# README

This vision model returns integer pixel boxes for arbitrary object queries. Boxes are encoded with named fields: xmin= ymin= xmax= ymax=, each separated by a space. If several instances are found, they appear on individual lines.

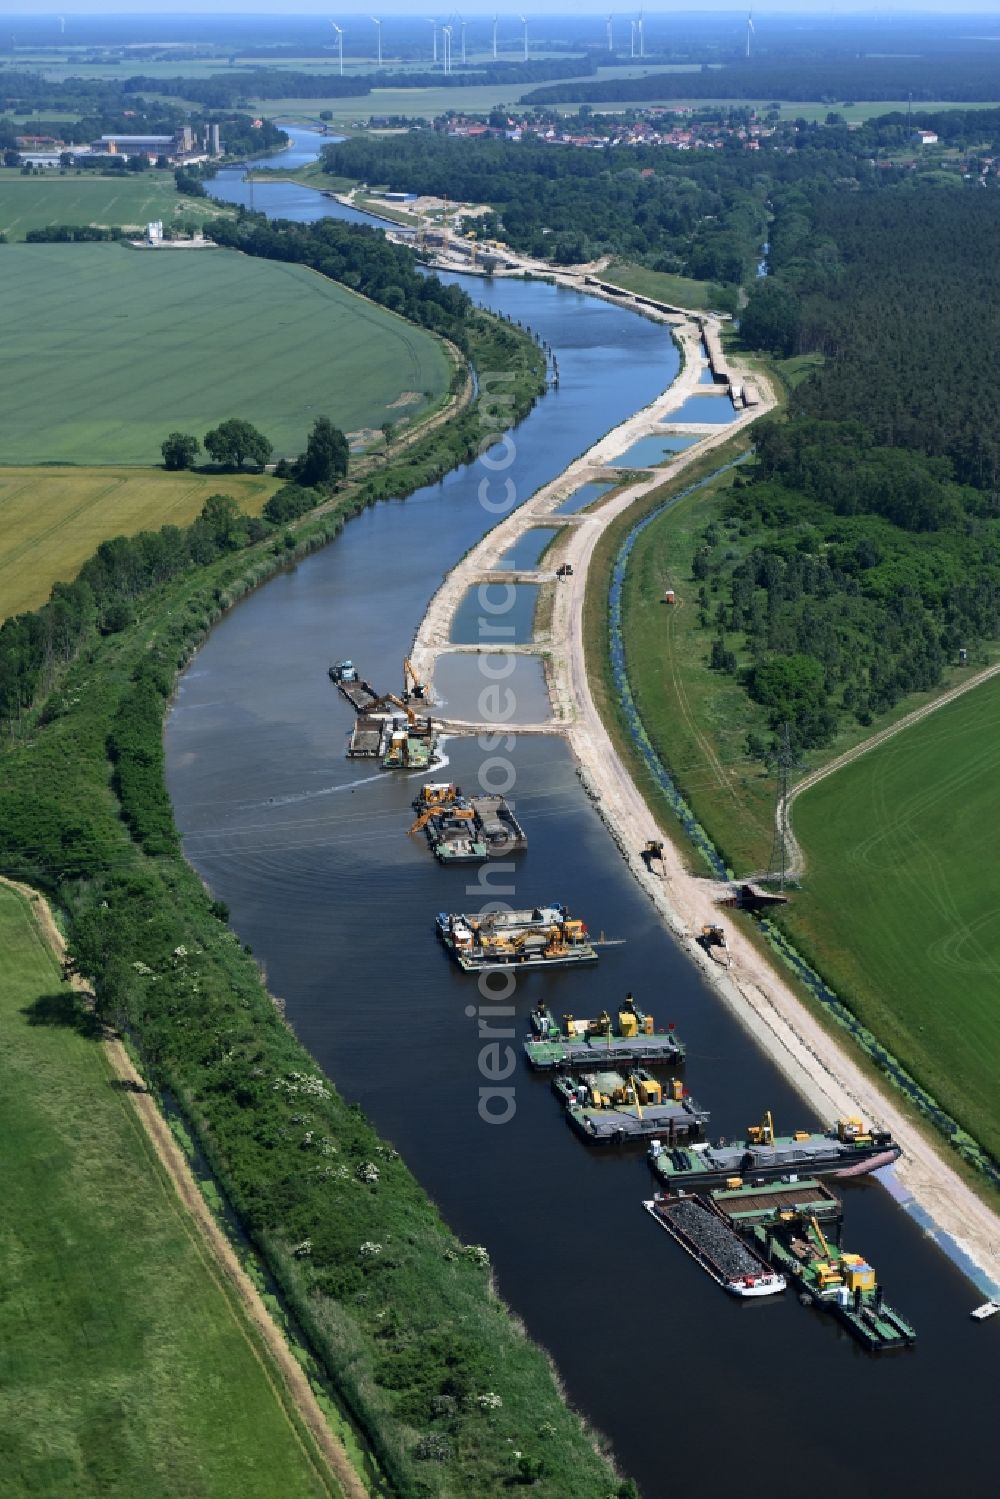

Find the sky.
xmin=8 ymin=4 xmax=1000 ymax=16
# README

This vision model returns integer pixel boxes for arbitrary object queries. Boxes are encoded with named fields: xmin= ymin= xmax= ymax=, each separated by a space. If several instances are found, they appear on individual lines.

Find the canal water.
xmin=166 ymin=128 xmax=992 ymax=1498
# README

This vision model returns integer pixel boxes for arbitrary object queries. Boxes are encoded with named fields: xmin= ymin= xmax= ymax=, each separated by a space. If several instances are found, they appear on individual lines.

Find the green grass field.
xmin=0 ymin=171 xmax=222 ymax=239
xmin=0 ymin=467 xmax=278 ymax=619
xmin=0 ymin=882 xmax=338 ymax=1499
xmin=602 ymin=260 xmax=720 ymax=312
xmin=0 ymin=243 xmax=451 ymax=466
xmin=788 ymin=677 xmax=1000 ymax=1161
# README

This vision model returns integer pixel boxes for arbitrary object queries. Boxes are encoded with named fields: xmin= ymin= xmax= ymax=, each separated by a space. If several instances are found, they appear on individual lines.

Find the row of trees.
xmin=162 ymin=416 xmax=350 ymax=485
xmin=162 ymin=422 xmax=271 ymax=474
xmin=0 ymin=493 xmax=275 ymax=733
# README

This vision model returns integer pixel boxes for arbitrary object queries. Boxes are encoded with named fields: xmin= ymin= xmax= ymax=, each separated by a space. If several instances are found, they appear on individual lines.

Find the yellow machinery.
xmin=639 ymin=1076 xmax=664 ymax=1106
xmin=837 ymin=1116 xmax=872 ymax=1144
xmin=814 ymin=1261 xmax=844 ymax=1291
xmin=810 ymin=1215 xmax=831 ymax=1258
xmin=403 ymin=657 xmax=426 ymax=701
xmin=619 ymin=1006 xmax=639 ymax=1039
xmin=410 ymin=802 xmax=474 ymax=835
xmin=747 ymin=1110 xmax=775 ymax=1146
xmin=840 ymin=1253 xmax=877 ymax=1294
xmin=366 ymin=691 xmax=425 ymax=725
xmin=415 ymin=782 xmax=457 ymax=809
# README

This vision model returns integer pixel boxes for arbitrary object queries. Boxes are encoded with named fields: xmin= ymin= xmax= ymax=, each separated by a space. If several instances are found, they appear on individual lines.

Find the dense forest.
xmin=323 ymin=132 xmax=784 ymax=277
xmin=688 ymin=468 xmax=999 ymax=752
xmin=525 ymin=54 xmax=1000 ymax=106
xmin=703 ymin=183 xmax=1000 ymax=752
xmin=0 ymin=55 xmax=597 ymax=113
xmin=743 ymin=190 xmax=1000 ymax=490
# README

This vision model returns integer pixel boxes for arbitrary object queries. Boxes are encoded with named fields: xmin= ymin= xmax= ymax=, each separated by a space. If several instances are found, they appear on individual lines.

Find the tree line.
xmin=524 ymin=53 xmax=1000 ymax=106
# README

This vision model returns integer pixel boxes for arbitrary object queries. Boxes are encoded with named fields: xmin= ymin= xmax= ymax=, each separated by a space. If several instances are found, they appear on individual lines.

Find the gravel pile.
xmin=664 ymin=1199 xmax=764 ymax=1279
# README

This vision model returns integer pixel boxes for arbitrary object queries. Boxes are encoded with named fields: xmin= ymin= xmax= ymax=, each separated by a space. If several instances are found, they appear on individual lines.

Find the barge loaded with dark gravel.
xmin=644 ymin=1192 xmax=786 ymax=1298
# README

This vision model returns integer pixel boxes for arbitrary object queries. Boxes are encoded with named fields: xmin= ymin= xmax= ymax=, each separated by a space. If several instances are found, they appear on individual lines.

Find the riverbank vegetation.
xmin=0 ymin=300 xmax=632 ymax=1494
xmin=0 ymin=881 xmax=341 ymax=1499
xmin=0 ymin=242 xmax=451 ymax=465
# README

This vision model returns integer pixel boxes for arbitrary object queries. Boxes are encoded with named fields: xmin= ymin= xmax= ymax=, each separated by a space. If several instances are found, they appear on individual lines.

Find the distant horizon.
xmin=8 ymin=5 xmax=1000 ymax=18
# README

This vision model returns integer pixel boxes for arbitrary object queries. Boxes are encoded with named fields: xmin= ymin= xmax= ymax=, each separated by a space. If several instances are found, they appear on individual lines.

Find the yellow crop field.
xmin=0 ymin=466 xmax=278 ymax=619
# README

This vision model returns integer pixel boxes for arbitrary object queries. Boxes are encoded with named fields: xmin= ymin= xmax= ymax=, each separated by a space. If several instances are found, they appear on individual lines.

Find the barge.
xmin=648 ymin=1110 xmax=900 ymax=1190
xmin=643 ymin=1192 xmax=785 ymax=1299
xmin=710 ymin=1176 xmax=842 ymax=1231
xmin=524 ymin=995 xmax=685 ymax=1071
xmin=555 ymin=1069 xmax=708 ymax=1146
xmin=748 ymin=1208 xmax=916 ymax=1351
xmin=410 ymin=784 xmax=521 ymax=863
xmin=348 ymin=715 xmax=386 ymax=758
xmin=436 ymin=904 xmax=598 ymax=972
xmin=346 ymin=711 xmax=437 ymax=767
xmin=469 ymin=795 xmax=527 ymax=854
xmin=329 ymin=661 xmax=380 ymax=713
xmin=383 ymin=724 xmax=434 ymax=770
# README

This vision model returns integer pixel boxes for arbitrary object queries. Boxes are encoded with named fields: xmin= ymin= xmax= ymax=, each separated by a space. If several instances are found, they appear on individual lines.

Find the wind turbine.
xmin=629 ymin=18 xmax=635 ymax=58
xmin=638 ymin=7 xmax=645 ymax=60
xmin=460 ymin=16 xmax=467 ymax=66
xmin=59 ymin=16 xmax=66 ymax=35
xmin=520 ymin=14 xmax=528 ymax=62
xmin=371 ymin=15 xmax=382 ymax=67
xmin=429 ymin=17 xmax=437 ymax=65
xmin=331 ymin=21 xmax=344 ymax=76
xmin=442 ymin=23 xmax=452 ymax=75
xmin=606 ymin=14 xmax=614 ymax=54
xmin=746 ymin=10 xmax=754 ymax=60
xmin=492 ymin=14 xmax=498 ymax=61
